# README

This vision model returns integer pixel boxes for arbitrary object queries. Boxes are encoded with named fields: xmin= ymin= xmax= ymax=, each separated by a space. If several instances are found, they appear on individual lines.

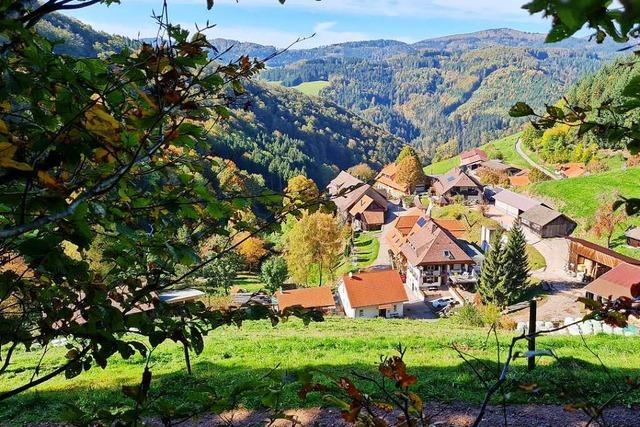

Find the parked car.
xmin=431 ymin=297 xmax=455 ymax=310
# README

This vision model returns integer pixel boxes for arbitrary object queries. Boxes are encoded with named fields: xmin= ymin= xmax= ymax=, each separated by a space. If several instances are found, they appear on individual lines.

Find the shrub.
xmin=451 ymin=303 xmax=502 ymax=327
xmin=498 ymin=315 xmax=518 ymax=331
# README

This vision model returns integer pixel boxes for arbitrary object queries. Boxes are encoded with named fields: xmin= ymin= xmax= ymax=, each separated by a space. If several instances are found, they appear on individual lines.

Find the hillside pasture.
xmin=2 ymin=318 xmax=640 ymax=424
xmin=290 ymin=80 xmax=330 ymax=96
xmin=530 ymin=167 xmax=640 ymax=258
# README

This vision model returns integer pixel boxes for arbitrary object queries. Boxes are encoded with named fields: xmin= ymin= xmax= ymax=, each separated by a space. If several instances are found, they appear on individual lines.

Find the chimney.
xmin=349 ymin=271 xmax=353 ymax=278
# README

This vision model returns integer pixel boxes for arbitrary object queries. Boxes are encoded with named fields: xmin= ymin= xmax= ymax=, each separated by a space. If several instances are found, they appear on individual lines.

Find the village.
xmin=247 ymin=147 xmax=640 ymax=336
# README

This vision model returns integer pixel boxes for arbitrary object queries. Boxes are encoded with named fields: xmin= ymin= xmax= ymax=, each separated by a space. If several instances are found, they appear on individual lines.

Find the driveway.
xmin=371 ymin=201 xmax=405 ymax=268
xmin=515 ymin=138 xmax=559 ymax=180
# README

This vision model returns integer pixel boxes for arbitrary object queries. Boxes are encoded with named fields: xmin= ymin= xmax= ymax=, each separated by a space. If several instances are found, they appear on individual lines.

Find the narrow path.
xmin=514 ymin=138 xmax=559 ymax=180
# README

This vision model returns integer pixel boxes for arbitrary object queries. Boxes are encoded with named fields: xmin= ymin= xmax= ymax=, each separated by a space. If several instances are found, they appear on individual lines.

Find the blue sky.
xmin=66 ymin=0 xmax=555 ymax=48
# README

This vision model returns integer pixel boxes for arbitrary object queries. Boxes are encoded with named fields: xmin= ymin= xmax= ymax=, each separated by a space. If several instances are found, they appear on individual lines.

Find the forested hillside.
xmin=209 ymin=82 xmax=405 ymax=189
xmin=255 ymin=29 xmax=616 ymax=157
xmin=37 ymin=12 xmax=134 ymax=57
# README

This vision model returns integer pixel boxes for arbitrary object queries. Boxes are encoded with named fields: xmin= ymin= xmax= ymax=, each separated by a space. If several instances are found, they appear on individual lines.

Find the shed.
xmin=568 ymin=237 xmax=640 ymax=281
xmin=625 ymin=227 xmax=640 ymax=248
xmin=519 ymin=205 xmax=576 ymax=238
xmin=493 ymin=189 xmax=541 ymax=218
xmin=583 ymin=263 xmax=640 ymax=302
xmin=275 ymin=286 xmax=336 ymax=313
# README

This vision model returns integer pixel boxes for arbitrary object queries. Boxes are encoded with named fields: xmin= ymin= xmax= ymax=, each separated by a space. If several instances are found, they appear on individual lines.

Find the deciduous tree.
xmin=236 ymin=233 xmax=268 ymax=270
xmin=260 ymin=256 xmax=288 ymax=293
xmin=396 ymin=155 xmax=426 ymax=192
xmin=284 ymin=174 xmax=320 ymax=213
xmin=284 ymin=211 xmax=343 ymax=285
xmin=592 ymin=196 xmax=627 ymax=248
xmin=347 ymin=163 xmax=376 ymax=182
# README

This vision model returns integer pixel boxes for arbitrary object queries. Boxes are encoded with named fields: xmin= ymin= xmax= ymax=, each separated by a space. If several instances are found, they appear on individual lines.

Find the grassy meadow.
xmin=290 ymin=80 xmax=330 ymax=96
xmin=2 ymin=318 xmax=640 ymax=424
xmin=530 ymin=167 xmax=640 ymax=258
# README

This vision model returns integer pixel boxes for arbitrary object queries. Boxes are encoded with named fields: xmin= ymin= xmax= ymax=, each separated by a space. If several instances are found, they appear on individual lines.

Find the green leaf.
xmin=509 ymin=102 xmax=534 ymax=118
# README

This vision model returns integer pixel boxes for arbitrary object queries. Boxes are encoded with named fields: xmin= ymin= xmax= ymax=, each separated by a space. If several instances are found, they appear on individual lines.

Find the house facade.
xmin=399 ymin=217 xmax=476 ymax=300
xmin=327 ymin=171 xmax=388 ymax=229
xmin=568 ymin=237 xmax=640 ymax=282
xmin=338 ymin=270 xmax=408 ymax=318
xmin=431 ymin=167 xmax=483 ymax=205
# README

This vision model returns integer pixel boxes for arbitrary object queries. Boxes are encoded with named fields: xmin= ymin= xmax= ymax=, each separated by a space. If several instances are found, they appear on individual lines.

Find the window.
xmin=444 ymin=250 xmax=452 ymax=258
xmin=358 ymin=309 xmax=364 ymax=317
xmin=393 ymin=305 xmax=397 ymax=311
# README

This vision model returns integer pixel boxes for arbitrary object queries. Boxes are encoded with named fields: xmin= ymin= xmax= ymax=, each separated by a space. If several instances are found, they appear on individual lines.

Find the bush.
xmin=451 ymin=303 xmax=502 ymax=327
xmin=498 ymin=315 xmax=518 ymax=331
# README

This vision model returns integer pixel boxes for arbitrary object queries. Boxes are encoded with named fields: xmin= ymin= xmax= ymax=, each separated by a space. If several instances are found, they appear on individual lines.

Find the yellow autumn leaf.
xmin=0 ymin=119 xmax=8 ymax=134
xmin=37 ymin=170 xmax=63 ymax=191
xmin=0 ymin=141 xmax=32 ymax=171
xmin=85 ymin=105 xmax=120 ymax=142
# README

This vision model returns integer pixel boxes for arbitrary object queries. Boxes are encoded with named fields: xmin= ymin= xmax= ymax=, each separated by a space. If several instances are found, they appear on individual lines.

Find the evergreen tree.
xmin=500 ymin=224 xmax=531 ymax=305
xmin=396 ymin=145 xmax=418 ymax=163
xmin=477 ymin=231 xmax=505 ymax=305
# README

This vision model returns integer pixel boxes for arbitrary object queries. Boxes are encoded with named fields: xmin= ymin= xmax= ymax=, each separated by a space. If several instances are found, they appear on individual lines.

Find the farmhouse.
xmin=275 ymin=286 xmax=336 ymax=313
xmin=400 ymin=217 xmax=475 ymax=299
xmin=518 ymin=204 xmax=576 ymax=238
xmin=374 ymin=162 xmax=426 ymax=198
xmin=337 ymin=270 xmax=408 ymax=318
xmin=583 ymin=263 xmax=640 ymax=303
xmin=479 ymin=160 xmax=522 ymax=176
xmin=625 ymin=227 xmax=640 ymax=248
xmin=459 ymin=148 xmax=488 ymax=169
xmin=568 ymin=237 xmax=640 ymax=281
xmin=493 ymin=189 xmax=542 ymax=218
xmin=432 ymin=218 xmax=466 ymax=238
xmin=327 ymin=171 xmax=388 ymax=230
xmin=431 ymin=167 xmax=483 ymax=204
xmin=385 ymin=207 xmax=423 ymax=256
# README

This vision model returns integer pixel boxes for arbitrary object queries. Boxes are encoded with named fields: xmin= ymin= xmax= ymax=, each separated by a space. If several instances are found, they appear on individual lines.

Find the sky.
xmin=65 ymin=0 xmax=556 ymax=48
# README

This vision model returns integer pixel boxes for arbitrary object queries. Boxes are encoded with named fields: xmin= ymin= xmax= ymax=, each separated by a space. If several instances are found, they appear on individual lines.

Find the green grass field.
xmin=290 ymin=80 xmax=330 ymax=96
xmin=2 ymin=318 xmax=639 ymax=424
xmin=530 ymin=167 xmax=640 ymax=258
xmin=336 ymin=231 xmax=380 ymax=275
xmin=526 ymin=244 xmax=546 ymax=270
xmin=232 ymin=272 xmax=265 ymax=293
xmin=423 ymin=155 xmax=460 ymax=175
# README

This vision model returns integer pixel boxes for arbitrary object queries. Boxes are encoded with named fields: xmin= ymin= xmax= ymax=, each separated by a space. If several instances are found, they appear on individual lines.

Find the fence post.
xmin=528 ymin=299 xmax=537 ymax=371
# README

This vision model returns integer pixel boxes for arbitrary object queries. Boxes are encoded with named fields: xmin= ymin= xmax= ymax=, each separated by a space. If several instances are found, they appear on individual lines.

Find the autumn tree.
xmin=260 ymin=256 xmax=289 ymax=293
xmin=284 ymin=211 xmax=343 ymax=285
xmin=396 ymin=154 xmax=426 ymax=193
xmin=396 ymin=145 xmax=418 ymax=163
xmin=284 ymin=174 xmax=320 ymax=213
xmin=347 ymin=163 xmax=376 ymax=182
xmin=592 ymin=196 xmax=627 ymax=247
xmin=235 ymin=233 xmax=268 ymax=270
xmin=528 ymin=168 xmax=550 ymax=183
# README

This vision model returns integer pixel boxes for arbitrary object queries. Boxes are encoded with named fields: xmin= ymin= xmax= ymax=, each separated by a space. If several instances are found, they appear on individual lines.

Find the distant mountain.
xmin=252 ymin=29 xmax=620 ymax=157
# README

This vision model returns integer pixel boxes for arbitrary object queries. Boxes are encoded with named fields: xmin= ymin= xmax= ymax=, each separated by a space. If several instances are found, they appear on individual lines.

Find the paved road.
xmin=370 ymin=202 xmax=405 ymax=268
xmin=514 ymin=138 xmax=559 ymax=180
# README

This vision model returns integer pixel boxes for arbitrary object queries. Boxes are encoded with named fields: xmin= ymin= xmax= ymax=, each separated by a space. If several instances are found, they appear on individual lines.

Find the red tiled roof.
xmin=341 ymin=270 xmax=408 ymax=308
xmin=509 ymin=170 xmax=531 ymax=187
xmin=276 ymin=286 xmax=336 ymax=311
xmin=432 ymin=218 xmax=466 ymax=238
xmin=362 ymin=210 xmax=385 ymax=225
xmin=460 ymin=148 xmax=488 ymax=166
xmin=401 ymin=218 xmax=473 ymax=266
xmin=557 ymin=162 xmax=586 ymax=178
xmin=583 ymin=263 xmax=640 ymax=300
xmin=384 ymin=208 xmax=423 ymax=255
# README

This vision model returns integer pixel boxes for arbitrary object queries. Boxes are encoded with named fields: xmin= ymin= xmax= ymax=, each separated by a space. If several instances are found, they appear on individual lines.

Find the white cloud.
xmin=200 ymin=21 xmax=371 ymax=48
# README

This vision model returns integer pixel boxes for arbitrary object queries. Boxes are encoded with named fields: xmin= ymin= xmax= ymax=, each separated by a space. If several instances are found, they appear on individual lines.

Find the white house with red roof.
xmin=337 ymin=270 xmax=409 ymax=318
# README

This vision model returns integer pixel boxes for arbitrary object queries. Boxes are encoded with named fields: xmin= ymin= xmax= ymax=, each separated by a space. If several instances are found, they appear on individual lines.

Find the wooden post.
xmin=528 ymin=299 xmax=537 ymax=371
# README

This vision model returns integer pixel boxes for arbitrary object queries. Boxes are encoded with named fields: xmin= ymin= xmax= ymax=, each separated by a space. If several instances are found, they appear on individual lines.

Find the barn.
xmin=519 ymin=205 xmax=576 ymax=238
xmin=493 ymin=189 xmax=541 ymax=218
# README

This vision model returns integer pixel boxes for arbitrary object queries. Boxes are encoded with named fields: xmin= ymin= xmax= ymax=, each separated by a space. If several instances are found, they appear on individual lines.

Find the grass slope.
xmin=530 ymin=168 xmax=640 ymax=258
xmin=290 ymin=80 xmax=330 ymax=96
xmin=2 ymin=319 xmax=640 ymax=424
xmin=424 ymin=132 xmax=525 ymax=175
xmin=336 ymin=231 xmax=380 ymax=276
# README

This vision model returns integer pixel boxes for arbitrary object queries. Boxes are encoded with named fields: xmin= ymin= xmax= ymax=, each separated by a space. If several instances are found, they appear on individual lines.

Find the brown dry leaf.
xmin=0 ymin=142 xmax=32 ymax=171
xmin=37 ymin=170 xmax=63 ymax=191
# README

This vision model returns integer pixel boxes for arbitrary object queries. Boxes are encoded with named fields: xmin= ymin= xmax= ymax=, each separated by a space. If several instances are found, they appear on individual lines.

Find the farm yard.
xmin=2 ymin=318 xmax=640 ymax=424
